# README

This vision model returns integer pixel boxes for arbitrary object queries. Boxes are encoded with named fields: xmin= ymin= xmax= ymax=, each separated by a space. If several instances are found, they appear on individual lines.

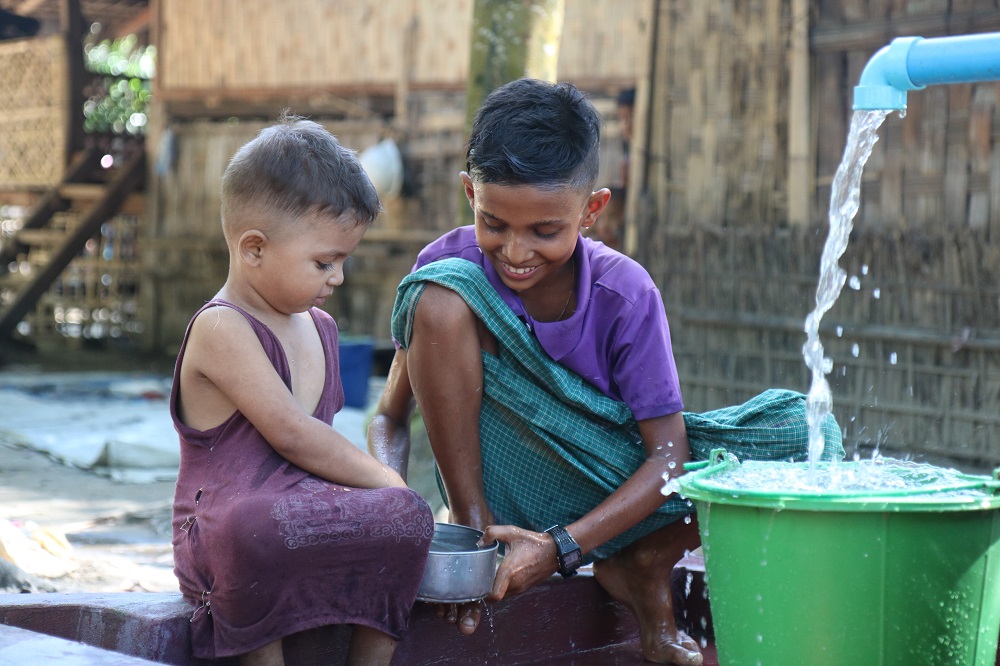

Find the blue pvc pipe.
xmin=853 ymin=32 xmax=1000 ymax=110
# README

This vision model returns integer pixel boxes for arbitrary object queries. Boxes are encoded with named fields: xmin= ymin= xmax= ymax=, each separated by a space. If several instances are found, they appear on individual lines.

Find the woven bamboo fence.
xmin=632 ymin=0 xmax=1000 ymax=468
xmin=0 ymin=35 xmax=67 ymax=188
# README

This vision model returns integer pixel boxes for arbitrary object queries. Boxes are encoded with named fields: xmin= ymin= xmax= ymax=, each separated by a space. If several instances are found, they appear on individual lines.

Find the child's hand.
xmin=481 ymin=525 xmax=558 ymax=601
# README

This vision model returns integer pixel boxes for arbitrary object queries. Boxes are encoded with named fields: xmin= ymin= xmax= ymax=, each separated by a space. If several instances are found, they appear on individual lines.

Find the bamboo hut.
xmin=0 ymin=0 xmax=149 ymax=348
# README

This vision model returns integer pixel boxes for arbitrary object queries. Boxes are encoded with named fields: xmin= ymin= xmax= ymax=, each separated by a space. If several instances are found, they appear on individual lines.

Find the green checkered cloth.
xmin=392 ymin=258 xmax=844 ymax=559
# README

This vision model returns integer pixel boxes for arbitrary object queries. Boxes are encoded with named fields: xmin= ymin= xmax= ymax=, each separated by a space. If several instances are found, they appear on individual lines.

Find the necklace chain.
xmin=556 ymin=261 xmax=575 ymax=321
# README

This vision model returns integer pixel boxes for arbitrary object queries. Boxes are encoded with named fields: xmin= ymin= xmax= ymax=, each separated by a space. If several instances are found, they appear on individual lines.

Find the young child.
xmin=171 ymin=116 xmax=434 ymax=666
xmin=368 ymin=79 xmax=842 ymax=665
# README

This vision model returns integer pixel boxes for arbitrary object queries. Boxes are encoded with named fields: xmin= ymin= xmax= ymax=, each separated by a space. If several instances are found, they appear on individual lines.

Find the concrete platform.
xmin=0 ymin=623 xmax=162 ymax=665
xmin=0 ymin=563 xmax=716 ymax=666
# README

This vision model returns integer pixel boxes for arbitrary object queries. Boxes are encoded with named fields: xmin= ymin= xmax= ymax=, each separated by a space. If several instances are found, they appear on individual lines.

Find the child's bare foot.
xmin=592 ymin=520 xmax=702 ymax=665
xmin=435 ymin=600 xmax=483 ymax=634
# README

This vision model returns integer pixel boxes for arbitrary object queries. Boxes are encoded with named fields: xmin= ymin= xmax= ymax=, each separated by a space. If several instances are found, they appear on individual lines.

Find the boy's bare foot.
xmin=592 ymin=520 xmax=702 ymax=665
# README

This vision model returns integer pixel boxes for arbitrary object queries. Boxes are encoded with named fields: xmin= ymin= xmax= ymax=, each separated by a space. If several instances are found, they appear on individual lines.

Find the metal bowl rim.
xmin=429 ymin=522 xmax=499 ymax=555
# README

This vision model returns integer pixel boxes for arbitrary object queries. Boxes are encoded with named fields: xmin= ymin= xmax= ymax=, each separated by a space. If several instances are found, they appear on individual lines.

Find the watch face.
xmin=564 ymin=548 xmax=582 ymax=570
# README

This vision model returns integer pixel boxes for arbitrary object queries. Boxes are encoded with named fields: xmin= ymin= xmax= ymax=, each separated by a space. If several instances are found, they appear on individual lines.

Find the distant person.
xmin=617 ymin=86 xmax=635 ymax=188
xmin=368 ymin=79 xmax=843 ymax=665
xmin=170 ymin=115 xmax=433 ymax=666
xmin=0 ymin=8 xmax=40 ymax=40
xmin=587 ymin=86 xmax=634 ymax=250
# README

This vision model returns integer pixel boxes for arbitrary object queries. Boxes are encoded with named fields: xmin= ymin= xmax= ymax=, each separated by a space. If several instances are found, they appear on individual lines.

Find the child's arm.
xmin=367 ymin=349 xmax=416 ymax=479
xmin=180 ymin=305 xmax=406 ymax=489
xmin=486 ymin=411 xmax=691 ymax=598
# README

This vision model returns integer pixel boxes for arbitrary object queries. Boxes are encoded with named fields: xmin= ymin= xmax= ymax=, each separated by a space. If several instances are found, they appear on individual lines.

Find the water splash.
xmin=708 ymin=458 xmax=993 ymax=497
xmin=803 ymin=110 xmax=891 ymax=477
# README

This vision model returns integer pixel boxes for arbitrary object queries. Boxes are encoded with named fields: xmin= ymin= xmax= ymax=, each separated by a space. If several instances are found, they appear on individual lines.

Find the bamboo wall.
xmin=156 ymin=0 xmax=648 ymax=94
xmin=812 ymin=1 xmax=1000 ymax=234
xmin=0 ymin=35 xmax=66 ymax=188
xmin=634 ymin=0 xmax=1000 ymax=468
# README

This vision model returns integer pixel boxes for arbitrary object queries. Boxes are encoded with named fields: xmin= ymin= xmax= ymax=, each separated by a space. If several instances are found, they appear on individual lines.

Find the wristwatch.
xmin=544 ymin=524 xmax=583 ymax=578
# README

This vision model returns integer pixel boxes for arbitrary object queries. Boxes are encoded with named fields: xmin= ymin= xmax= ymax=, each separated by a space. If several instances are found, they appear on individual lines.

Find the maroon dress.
xmin=171 ymin=300 xmax=433 ymax=659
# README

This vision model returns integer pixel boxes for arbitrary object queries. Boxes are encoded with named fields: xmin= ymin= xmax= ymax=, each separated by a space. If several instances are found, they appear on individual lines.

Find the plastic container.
xmin=677 ymin=449 xmax=1000 ymax=666
xmin=338 ymin=336 xmax=374 ymax=409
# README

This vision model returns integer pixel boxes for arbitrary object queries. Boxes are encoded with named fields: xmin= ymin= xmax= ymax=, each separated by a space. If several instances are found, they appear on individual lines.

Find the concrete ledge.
xmin=0 ymin=568 xmax=716 ymax=665
xmin=0 ymin=593 xmax=206 ymax=665
xmin=0 ymin=623 xmax=162 ymax=665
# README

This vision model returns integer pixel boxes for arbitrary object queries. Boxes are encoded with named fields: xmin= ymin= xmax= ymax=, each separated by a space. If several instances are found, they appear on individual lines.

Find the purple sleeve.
xmin=611 ymin=287 xmax=684 ymax=420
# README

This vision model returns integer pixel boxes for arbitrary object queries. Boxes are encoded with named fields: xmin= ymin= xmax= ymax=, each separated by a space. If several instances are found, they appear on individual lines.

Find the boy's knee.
xmin=413 ymin=284 xmax=476 ymax=335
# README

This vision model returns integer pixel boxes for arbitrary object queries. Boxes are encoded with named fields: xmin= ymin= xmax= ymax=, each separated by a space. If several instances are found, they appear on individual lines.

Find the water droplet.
xmin=861 ymin=264 xmax=869 ymax=275
xmin=668 ymin=461 xmax=676 ymax=469
xmin=756 ymin=634 xmax=764 ymax=643
xmin=836 ymin=326 xmax=843 ymax=337
xmin=851 ymin=343 xmax=860 ymax=357
xmin=889 ymin=352 xmax=897 ymax=365
xmin=849 ymin=275 xmax=861 ymax=290
xmin=873 ymin=288 xmax=881 ymax=299
xmin=683 ymin=515 xmax=692 ymax=524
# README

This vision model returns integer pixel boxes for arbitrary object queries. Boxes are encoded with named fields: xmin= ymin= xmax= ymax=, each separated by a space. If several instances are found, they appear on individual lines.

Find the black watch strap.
xmin=544 ymin=524 xmax=583 ymax=578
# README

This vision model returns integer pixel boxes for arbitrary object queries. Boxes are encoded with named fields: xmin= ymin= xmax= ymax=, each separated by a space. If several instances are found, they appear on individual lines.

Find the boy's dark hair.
xmin=221 ymin=114 xmax=381 ymax=235
xmin=467 ymin=78 xmax=601 ymax=191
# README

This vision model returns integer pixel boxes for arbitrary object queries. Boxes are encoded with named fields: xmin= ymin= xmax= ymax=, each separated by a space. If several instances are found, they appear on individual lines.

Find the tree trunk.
xmin=459 ymin=0 xmax=565 ymax=224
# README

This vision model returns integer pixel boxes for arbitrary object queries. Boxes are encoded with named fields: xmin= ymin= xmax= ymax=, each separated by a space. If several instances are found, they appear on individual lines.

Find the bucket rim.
xmin=676 ymin=449 xmax=1000 ymax=512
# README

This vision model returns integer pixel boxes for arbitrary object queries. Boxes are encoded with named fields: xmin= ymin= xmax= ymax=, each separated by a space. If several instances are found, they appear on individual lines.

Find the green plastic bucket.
xmin=677 ymin=449 xmax=1000 ymax=666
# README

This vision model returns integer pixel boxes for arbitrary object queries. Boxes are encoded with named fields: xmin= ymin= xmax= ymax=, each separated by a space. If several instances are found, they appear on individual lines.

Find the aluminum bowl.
xmin=416 ymin=522 xmax=498 ymax=604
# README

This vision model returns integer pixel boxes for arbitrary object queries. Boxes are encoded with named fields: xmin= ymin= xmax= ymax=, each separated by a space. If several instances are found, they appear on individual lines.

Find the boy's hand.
xmin=481 ymin=525 xmax=559 ymax=601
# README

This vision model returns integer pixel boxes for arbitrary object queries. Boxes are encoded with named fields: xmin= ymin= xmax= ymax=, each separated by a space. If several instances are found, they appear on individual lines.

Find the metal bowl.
xmin=416 ymin=522 xmax=498 ymax=604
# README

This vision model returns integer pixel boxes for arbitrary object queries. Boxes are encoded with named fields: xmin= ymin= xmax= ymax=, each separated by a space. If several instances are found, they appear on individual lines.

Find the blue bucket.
xmin=338 ymin=336 xmax=373 ymax=409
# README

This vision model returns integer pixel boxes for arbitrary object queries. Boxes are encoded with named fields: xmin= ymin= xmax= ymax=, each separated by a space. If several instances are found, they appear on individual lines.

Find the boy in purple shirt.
xmin=369 ymin=78 xmax=702 ymax=665
xmin=369 ymin=78 xmax=841 ymax=665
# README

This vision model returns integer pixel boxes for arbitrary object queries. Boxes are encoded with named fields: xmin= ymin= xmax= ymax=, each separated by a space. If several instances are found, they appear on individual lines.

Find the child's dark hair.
xmin=466 ymin=78 xmax=601 ymax=191
xmin=221 ymin=113 xmax=381 ymax=234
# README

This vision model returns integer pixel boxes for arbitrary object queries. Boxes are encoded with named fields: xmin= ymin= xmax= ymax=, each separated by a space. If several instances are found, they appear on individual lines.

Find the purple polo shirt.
xmin=412 ymin=226 xmax=684 ymax=421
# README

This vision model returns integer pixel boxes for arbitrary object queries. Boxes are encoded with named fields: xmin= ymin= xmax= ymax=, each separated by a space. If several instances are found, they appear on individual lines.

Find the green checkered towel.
xmin=392 ymin=258 xmax=844 ymax=559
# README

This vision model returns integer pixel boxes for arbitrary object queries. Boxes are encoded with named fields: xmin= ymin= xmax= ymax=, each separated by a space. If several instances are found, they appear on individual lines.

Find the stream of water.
xmin=802 ymin=109 xmax=892 ymax=481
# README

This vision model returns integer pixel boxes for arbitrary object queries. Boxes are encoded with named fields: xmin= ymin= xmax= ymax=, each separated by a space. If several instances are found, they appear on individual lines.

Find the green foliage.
xmin=82 ymin=33 xmax=155 ymax=136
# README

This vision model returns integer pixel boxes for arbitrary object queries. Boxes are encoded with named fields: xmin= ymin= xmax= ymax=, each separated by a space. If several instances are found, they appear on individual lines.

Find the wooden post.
xmin=787 ymin=0 xmax=811 ymax=226
xmin=624 ymin=0 xmax=661 ymax=257
xmin=60 ymin=0 xmax=86 ymax=164
xmin=459 ymin=0 xmax=566 ymax=225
